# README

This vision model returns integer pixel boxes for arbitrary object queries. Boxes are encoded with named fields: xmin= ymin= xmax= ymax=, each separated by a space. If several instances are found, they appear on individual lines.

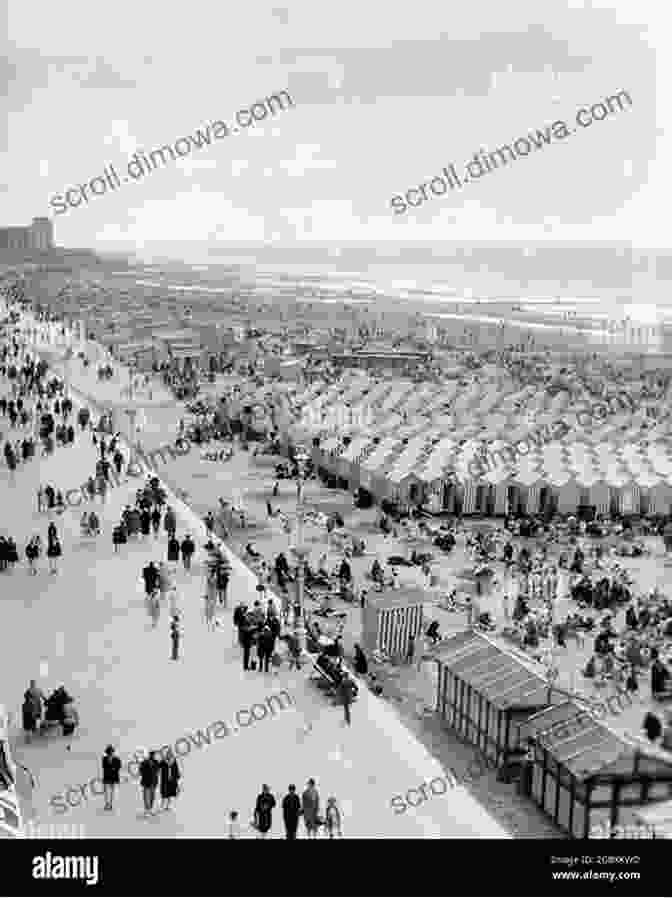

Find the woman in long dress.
xmin=204 ymin=574 xmax=217 ymax=631
xmin=159 ymin=749 xmax=181 ymax=812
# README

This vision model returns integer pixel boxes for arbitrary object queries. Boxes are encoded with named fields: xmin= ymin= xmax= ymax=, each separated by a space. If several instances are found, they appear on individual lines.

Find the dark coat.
xmin=167 ymin=538 xmax=180 ymax=562
xmin=102 ymin=755 xmax=122 ymax=785
xmin=142 ymin=564 xmax=159 ymax=593
xmin=255 ymin=791 xmax=276 ymax=833
xmin=652 ymin=661 xmax=670 ymax=696
xmin=258 ymin=629 xmax=276 ymax=657
xmin=139 ymin=758 xmax=159 ymax=789
xmin=282 ymin=792 xmax=301 ymax=824
xmin=113 ymin=525 xmax=127 ymax=545
xmin=644 ymin=712 xmax=662 ymax=741
xmin=159 ymin=759 xmax=181 ymax=798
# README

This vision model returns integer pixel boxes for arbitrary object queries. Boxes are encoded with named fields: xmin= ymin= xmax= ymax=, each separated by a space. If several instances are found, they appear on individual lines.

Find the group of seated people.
xmin=432 ymin=531 xmax=456 ymax=553
xmin=625 ymin=596 xmax=672 ymax=637
xmin=571 ymin=574 xmax=632 ymax=610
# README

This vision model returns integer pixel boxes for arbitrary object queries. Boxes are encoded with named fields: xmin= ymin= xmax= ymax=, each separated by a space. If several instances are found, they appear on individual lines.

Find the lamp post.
xmin=124 ymin=408 xmax=138 ymax=468
xmin=128 ymin=359 xmax=136 ymax=402
xmin=291 ymin=445 xmax=310 ymax=654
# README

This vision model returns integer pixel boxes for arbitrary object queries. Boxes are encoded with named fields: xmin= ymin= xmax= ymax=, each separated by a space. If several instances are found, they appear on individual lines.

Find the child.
xmin=228 ymin=810 xmax=241 ymax=839
xmin=325 ymin=797 xmax=342 ymax=838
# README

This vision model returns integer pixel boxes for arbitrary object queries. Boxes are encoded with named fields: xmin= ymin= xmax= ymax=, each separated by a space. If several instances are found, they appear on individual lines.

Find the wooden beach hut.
xmin=521 ymin=701 xmax=672 ymax=838
xmin=433 ymin=632 xmax=559 ymax=770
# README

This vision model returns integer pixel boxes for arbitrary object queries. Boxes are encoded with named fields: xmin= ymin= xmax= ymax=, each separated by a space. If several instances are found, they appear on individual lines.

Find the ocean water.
xmin=121 ymin=247 xmax=672 ymax=326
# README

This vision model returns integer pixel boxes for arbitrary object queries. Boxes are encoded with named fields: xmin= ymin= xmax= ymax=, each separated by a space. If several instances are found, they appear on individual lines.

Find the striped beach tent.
xmin=588 ymin=481 xmax=611 ymax=516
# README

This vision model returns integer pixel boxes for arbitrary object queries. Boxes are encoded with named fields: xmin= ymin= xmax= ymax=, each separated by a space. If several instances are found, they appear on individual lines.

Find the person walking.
xmin=257 ymin=624 xmax=275 ymax=674
xmin=325 ymin=796 xmax=343 ymax=838
xmin=227 ymin=810 xmax=241 ymax=839
xmin=140 ymin=508 xmax=151 ymax=538
xmin=170 ymin=615 xmax=181 ymax=660
xmin=643 ymin=711 xmax=662 ymax=742
xmin=46 ymin=536 xmax=61 ymax=574
xmin=502 ymin=592 xmax=511 ymax=623
xmin=142 ymin=561 xmax=159 ymax=596
xmin=164 ymin=506 xmax=177 ymax=540
xmin=102 ymin=745 xmax=121 ymax=811
xmin=167 ymin=535 xmax=180 ymax=564
xmin=25 ymin=535 xmax=40 ymax=575
xmin=113 ymin=449 xmax=124 ymax=477
xmin=155 ymin=560 xmax=168 ymax=602
xmin=204 ymin=589 xmax=217 ymax=631
xmin=204 ymin=511 xmax=215 ymax=537
xmin=254 ymin=784 xmax=276 ymax=839
xmin=353 ymin=644 xmax=368 ymax=676
xmin=159 ymin=748 xmax=181 ymax=811
xmin=148 ymin=588 xmax=161 ymax=628
xmin=233 ymin=602 xmax=247 ymax=648
xmin=139 ymin=751 xmax=160 ymax=816
xmin=216 ymin=561 xmax=229 ymax=606
xmin=282 ymin=784 xmax=301 ymax=839
xmin=287 ymin=631 xmax=302 ymax=671
xmin=22 ymin=680 xmax=44 ymax=743
xmin=150 ymin=506 xmax=161 ymax=537
xmin=168 ymin=586 xmax=180 ymax=619
xmin=338 ymin=676 xmax=355 ymax=727
xmin=240 ymin=615 xmax=254 ymax=671
xmin=180 ymin=534 xmax=195 ymax=571
xmin=301 ymin=778 xmax=320 ymax=839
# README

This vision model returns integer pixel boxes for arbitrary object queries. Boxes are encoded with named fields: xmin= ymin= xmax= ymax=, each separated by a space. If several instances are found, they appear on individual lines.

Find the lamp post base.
xmin=291 ymin=545 xmax=309 ymax=656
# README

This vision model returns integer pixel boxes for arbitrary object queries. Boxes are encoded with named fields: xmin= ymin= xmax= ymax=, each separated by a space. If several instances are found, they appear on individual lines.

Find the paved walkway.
xmin=26 ymin=326 xmax=182 ymax=454
xmin=1 ymin=315 xmax=508 ymax=838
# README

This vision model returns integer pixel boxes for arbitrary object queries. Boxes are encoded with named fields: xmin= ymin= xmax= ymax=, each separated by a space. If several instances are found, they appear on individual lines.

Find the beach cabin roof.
xmin=433 ymin=631 xmax=556 ymax=711
xmin=522 ymin=701 xmax=672 ymax=782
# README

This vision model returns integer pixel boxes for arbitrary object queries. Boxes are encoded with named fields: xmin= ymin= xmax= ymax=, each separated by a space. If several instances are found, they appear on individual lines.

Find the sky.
xmin=0 ymin=0 xmax=669 ymax=255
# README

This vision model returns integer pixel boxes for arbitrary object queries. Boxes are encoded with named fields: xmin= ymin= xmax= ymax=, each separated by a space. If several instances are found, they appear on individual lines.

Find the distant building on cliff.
xmin=0 ymin=217 xmax=54 ymax=251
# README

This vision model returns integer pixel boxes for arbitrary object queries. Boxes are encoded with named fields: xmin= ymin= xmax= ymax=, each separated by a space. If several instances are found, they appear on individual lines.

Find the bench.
xmin=311 ymin=657 xmax=359 ymax=702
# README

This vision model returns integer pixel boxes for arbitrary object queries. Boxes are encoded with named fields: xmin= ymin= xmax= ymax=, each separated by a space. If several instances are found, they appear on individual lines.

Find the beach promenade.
xmin=0 ymin=317 xmax=508 ymax=838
